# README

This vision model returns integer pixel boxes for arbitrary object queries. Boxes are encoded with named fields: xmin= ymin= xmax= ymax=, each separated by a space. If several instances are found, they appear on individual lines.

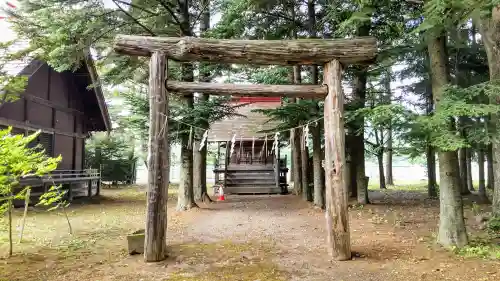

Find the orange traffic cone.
xmin=218 ymin=186 xmax=225 ymax=201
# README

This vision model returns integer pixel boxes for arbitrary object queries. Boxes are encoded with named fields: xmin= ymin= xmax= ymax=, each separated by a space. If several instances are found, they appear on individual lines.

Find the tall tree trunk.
xmin=292 ymin=64 xmax=303 ymax=196
xmin=487 ymin=143 xmax=494 ymax=190
xmin=346 ymin=133 xmax=357 ymax=198
xmin=428 ymin=35 xmax=468 ymax=248
xmin=307 ymin=0 xmax=323 ymax=207
xmin=466 ymin=148 xmax=474 ymax=191
xmin=477 ymin=8 xmax=500 ymax=215
xmin=292 ymin=129 xmax=302 ymax=195
xmin=352 ymin=23 xmax=370 ymax=204
xmin=193 ymin=0 xmax=212 ymax=203
xmin=383 ymin=69 xmax=394 ymax=186
xmin=427 ymin=144 xmax=438 ymax=198
xmin=375 ymin=129 xmax=386 ymax=189
xmin=377 ymin=152 xmax=386 ymax=189
xmin=288 ymin=66 xmax=296 ymax=191
xmin=193 ymin=138 xmax=210 ymax=202
xmin=352 ymin=68 xmax=369 ymax=204
xmin=301 ymin=143 xmax=311 ymax=201
xmin=385 ymin=128 xmax=393 ymax=186
xmin=177 ymin=94 xmax=198 ymax=210
xmin=300 ymin=78 xmax=310 ymax=201
xmin=459 ymin=146 xmax=471 ymax=195
xmin=478 ymin=146 xmax=488 ymax=201
xmin=458 ymin=116 xmax=470 ymax=195
xmin=289 ymin=4 xmax=302 ymax=196
xmin=312 ymin=121 xmax=324 ymax=207
xmin=424 ymin=52 xmax=438 ymax=198
xmin=176 ymin=0 xmax=197 ymax=210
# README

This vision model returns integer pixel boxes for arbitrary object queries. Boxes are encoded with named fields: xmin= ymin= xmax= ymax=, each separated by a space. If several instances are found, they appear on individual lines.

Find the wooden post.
xmin=88 ymin=179 xmax=92 ymax=197
xmin=68 ymin=184 xmax=73 ymax=201
xmin=144 ymin=52 xmax=169 ymax=262
xmin=323 ymin=60 xmax=351 ymax=261
xmin=96 ymin=164 xmax=102 ymax=196
xmin=277 ymin=139 xmax=281 ymax=169
xmin=251 ymin=137 xmax=255 ymax=164
xmin=216 ymin=141 xmax=221 ymax=182
xmin=239 ymin=136 xmax=243 ymax=164
xmin=264 ymin=139 xmax=267 ymax=165
xmin=224 ymin=141 xmax=230 ymax=188
xmin=275 ymin=140 xmax=280 ymax=190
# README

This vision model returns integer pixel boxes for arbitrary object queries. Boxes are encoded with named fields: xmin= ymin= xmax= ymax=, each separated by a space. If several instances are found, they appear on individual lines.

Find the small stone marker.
xmin=127 ymin=229 xmax=145 ymax=255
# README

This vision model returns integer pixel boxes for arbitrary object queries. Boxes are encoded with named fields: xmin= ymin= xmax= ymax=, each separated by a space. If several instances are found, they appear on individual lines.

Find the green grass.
xmin=368 ymin=180 xmax=428 ymax=191
xmin=454 ymin=236 xmax=500 ymax=260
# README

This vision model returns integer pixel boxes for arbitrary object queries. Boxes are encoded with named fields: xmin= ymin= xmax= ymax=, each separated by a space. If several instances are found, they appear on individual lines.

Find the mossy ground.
xmin=166 ymin=241 xmax=288 ymax=281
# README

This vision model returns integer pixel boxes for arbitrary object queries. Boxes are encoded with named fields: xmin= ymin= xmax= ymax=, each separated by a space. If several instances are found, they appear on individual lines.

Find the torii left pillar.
xmin=144 ymin=52 xmax=169 ymax=262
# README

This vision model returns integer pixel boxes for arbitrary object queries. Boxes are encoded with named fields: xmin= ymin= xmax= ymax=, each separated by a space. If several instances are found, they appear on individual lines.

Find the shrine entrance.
xmin=112 ymin=35 xmax=377 ymax=262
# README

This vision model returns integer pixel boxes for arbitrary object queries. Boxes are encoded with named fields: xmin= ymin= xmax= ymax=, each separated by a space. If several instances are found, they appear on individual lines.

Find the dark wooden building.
xmin=0 ymin=54 xmax=111 ymax=201
xmin=210 ymin=97 xmax=288 ymax=194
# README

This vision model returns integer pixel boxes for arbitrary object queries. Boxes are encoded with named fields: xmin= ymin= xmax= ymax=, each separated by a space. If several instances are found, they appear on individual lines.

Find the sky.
xmin=0 ymin=1 xmax=18 ymax=41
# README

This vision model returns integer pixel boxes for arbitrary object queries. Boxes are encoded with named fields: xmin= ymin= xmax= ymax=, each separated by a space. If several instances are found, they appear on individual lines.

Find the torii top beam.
xmin=113 ymin=35 xmax=377 ymax=65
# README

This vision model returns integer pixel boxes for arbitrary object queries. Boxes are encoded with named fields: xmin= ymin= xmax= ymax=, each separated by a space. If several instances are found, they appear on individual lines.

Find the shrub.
xmin=0 ymin=127 xmax=61 ymax=256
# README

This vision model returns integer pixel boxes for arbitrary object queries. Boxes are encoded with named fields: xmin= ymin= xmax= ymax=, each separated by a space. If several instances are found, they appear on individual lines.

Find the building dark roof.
xmin=0 ymin=42 xmax=111 ymax=132
xmin=1 ymin=8 xmax=111 ymax=131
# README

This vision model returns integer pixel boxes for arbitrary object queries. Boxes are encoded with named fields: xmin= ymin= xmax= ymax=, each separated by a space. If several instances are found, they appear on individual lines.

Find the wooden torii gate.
xmin=113 ymin=35 xmax=377 ymax=262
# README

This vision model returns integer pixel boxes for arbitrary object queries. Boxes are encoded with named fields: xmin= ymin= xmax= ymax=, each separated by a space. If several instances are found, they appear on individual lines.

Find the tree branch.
xmin=112 ymin=0 xmax=156 ymax=36
xmin=114 ymin=0 xmax=159 ymax=16
xmin=155 ymin=0 xmax=182 ymax=25
xmin=191 ymin=0 xmax=210 ymax=30
xmin=260 ymin=11 xmax=305 ymax=28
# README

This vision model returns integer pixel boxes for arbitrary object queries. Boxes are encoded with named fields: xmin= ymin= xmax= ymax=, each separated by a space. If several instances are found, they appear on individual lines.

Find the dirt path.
xmin=1 ymin=188 xmax=499 ymax=281
xmin=179 ymin=193 xmax=499 ymax=281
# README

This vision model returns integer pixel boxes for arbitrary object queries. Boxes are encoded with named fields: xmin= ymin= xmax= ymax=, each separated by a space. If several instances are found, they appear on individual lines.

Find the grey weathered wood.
xmin=166 ymin=81 xmax=327 ymax=98
xmin=128 ymin=229 xmax=145 ymax=255
xmin=114 ymin=35 xmax=377 ymax=65
xmin=323 ymin=60 xmax=351 ymax=261
xmin=478 ymin=147 xmax=487 ymax=199
xmin=275 ymin=142 xmax=280 ymax=190
xmin=224 ymin=141 xmax=230 ymax=189
xmin=225 ymin=186 xmax=282 ymax=194
xmin=251 ymin=138 xmax=255 ymax=164
xmin=291 ymin=65 xmax=303 ymax=196
xmin=301 ymin=130 xmax=310 ymax=201
xmin=144 ymin=52 xmax=169 ymax=262
xmin=216 ymin=142 xmax=221 ymax=182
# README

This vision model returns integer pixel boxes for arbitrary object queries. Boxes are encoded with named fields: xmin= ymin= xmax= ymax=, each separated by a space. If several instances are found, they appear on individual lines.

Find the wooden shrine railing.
xmin=20 ymin=169 xmax=100 ymax=184
xmin=18 ymin=169 xmax=101 ymax=201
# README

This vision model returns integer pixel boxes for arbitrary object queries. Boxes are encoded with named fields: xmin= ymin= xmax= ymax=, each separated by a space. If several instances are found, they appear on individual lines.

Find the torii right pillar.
xmin=323 ymin=60 xmax=351 ymax=261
